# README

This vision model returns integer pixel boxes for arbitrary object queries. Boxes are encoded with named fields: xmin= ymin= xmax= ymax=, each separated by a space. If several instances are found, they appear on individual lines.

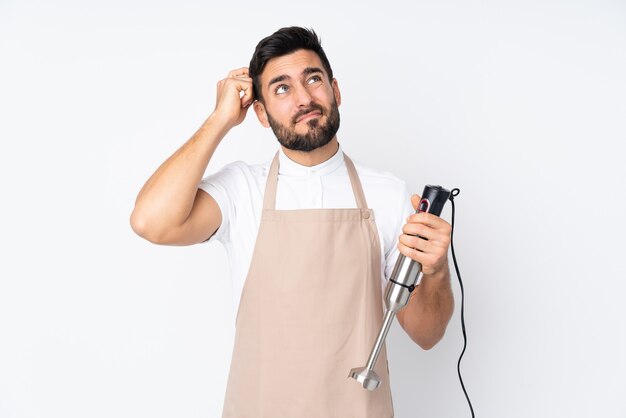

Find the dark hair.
xmin=249 ymin=26 xmax=334 ymax=102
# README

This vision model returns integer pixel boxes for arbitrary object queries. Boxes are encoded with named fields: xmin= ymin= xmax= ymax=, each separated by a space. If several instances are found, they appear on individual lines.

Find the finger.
xmin=406 ymin=211 xmax=449 ymax=229
xmin=399 ymin=233 xmax=431 ymax=253
xmin=219 ymin=76 xmax=252 ymax=89
xmin=232 ymin=75 xmax=253 ymax=82
xmin=227 ymin=67 xmax=249 ymax=78
xmin=410 ymin=194 xmax=422 ymax=211
xmin=219 ymin=77 xmax=253 ymax=102
xmin=239 ymin=82 xmax=255 ymax=107
xmin=402 ymin=222 xmax=437 ymax=240
xmin=398 ymin=241 xmax=432 ymax=264
xmin=403 ymin=218 xmax=451 ymax=240
xmin=401 ymin=221 xmax=451 ymax=249
xmin=399 ymin=233 xmax=449 ymax=262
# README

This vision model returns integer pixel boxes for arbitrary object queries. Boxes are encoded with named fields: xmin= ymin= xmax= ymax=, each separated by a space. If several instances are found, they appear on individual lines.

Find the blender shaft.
xmin=365 ymin=309 xmax=396 ymax=370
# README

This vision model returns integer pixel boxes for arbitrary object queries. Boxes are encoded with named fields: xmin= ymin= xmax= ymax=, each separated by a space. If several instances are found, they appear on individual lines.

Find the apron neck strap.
xmin=343 ymin=154 xmax=368 ymax=209
xmin=263 ymin=153 xmax=280 ymax=210
xmin=263 ymin=151 xmax=368 ymax=210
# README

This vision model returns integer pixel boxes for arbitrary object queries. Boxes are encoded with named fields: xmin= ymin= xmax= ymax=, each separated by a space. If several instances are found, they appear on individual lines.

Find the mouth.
xmin=295 ymin=110 xmax=323 ymax=123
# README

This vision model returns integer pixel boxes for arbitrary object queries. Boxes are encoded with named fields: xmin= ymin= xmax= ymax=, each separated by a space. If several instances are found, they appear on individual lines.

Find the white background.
xmin=1 ymin=0 xmax=625 ymax=417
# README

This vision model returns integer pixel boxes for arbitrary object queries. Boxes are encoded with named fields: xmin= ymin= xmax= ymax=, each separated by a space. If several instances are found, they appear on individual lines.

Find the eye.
xmin=307 ymin=75 xmax=322 ymax=84
xmin=275 ymin=84 xmax=289 ymax=95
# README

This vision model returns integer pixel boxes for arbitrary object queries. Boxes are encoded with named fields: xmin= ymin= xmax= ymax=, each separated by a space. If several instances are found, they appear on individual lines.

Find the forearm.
xmin=130 ymin=114 xmax=229 ymax=240
xmin=398 ymin=263 xmax=454 ymax=349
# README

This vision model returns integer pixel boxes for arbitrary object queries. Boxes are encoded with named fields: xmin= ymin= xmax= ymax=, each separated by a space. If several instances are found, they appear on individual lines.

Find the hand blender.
xmin=349 ymin=185 xmax=452 ymax=390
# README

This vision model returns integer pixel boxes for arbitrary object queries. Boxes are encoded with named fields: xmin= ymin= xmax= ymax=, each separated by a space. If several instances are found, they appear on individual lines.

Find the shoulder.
xmin=347 ymin=157 xmax=412 ymax=260
xmin=349 ymin=157 xmax=412 ymax=227
xmin=350 ymin=159 xmax=408 ymax=198
xmin=198 ymin=157 xmax=271 ymax=220
xmin=198 ymin=158 xmax=271 ymax=243
xmin=200 ymin=158 xmax=269 ymax=189
xmin=203 ymin=159 xmax=266 ymax=179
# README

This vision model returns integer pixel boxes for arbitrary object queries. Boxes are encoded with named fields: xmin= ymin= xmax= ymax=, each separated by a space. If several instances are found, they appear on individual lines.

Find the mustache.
xmin=292 ymin=104 xmax=324 ymax=124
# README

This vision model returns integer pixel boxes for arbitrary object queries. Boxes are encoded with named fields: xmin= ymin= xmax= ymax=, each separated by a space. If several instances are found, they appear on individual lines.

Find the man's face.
xmin=253 ymin=49 xmax=341 ymax=152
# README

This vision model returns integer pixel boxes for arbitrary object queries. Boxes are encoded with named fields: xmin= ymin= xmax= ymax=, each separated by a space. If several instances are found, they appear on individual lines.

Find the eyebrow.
xmin=268 ymin=74 xmax=289 ymax=88
xmin=267 ymin=67 xmax=325 ymax=89
xmin=303 ymin=67 xmax=324 ymax=76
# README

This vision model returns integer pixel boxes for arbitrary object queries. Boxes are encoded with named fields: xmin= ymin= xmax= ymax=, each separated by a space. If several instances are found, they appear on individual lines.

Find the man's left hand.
xmin=398 ymin=194 xmax=452 ymax=276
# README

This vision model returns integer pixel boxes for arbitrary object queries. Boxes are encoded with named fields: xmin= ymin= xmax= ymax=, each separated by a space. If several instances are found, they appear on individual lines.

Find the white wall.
xmin=1 ymin=0 xmax=625 ymax=417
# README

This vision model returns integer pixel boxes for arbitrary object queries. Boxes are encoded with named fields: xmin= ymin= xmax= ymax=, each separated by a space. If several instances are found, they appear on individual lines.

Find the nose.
xmin=293 ymin=83 xmax=313 ymax=107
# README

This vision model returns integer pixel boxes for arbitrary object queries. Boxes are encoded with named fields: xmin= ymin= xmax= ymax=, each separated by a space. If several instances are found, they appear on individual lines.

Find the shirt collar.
xmin=278 ymin=145 xmax=345 ymax=177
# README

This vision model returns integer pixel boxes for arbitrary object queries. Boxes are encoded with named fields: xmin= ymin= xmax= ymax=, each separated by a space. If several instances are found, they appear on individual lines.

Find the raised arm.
xmin=130 ymin=68 xmax=254 ymax=245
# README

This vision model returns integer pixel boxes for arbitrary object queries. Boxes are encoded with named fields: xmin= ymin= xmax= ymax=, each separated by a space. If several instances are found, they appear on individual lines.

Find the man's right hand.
xmin=131 ymin=67 xmax=255 ymax=246
xmin=212 ymin=67 xmax=255 ymax=130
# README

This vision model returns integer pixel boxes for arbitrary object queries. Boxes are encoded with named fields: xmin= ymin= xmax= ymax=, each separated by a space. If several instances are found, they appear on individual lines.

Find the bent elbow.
xmin=410 ymin=322 xmax=450 ymax=350
xmin=130 ymin=209 xmax=167 ymax=244
xmin=416 ymin=333 xmax=444 ymax=351
xmin=130 ymin=209 xmax=146 ymax=238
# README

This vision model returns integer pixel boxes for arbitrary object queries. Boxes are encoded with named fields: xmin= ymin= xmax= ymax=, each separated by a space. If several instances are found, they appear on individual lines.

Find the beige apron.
xmin=222 ymin=153 xmax=394 ymax=418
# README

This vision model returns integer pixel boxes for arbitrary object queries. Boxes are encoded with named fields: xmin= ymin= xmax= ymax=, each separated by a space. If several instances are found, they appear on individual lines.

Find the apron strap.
xmin=263 ymin=151 xmax=369 ymax=210
xmin=263 ymin=153 xmax=280 ymax=210
xmin=343 ymin=155 xmax=368 ymax=209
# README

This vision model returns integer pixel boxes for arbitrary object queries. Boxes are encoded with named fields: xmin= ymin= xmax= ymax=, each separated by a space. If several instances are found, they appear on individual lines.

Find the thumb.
xmin=240 ymin=85 xmax=254 ymax=108
xmin=410 ymin=194 xmax=422 ymax=211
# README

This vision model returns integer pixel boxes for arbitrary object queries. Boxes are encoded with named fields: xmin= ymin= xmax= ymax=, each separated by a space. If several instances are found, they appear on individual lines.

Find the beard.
xmin=266 ymin=99 xmax=340 ymax=152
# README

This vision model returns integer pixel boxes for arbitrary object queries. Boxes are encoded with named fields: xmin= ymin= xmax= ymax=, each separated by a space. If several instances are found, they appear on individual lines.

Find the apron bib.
xmin=222 ymin=153 xmax=394 ymax=418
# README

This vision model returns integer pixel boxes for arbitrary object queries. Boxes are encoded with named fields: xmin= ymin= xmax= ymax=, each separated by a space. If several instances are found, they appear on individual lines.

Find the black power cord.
xmin=448 ymin=188 xmax=475 ymax=417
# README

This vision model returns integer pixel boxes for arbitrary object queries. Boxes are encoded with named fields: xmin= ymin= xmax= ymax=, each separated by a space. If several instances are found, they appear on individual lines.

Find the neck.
xmin=281 ymin=137 xmax=339 ymax=167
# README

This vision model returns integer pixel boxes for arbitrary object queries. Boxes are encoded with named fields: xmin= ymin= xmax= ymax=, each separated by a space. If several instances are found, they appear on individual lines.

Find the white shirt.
xmin=199 ymin=146 xmax=414 ymax=315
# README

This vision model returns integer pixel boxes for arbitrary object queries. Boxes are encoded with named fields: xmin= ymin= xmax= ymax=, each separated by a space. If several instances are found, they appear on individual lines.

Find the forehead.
xmin=260 ymin=49 xmax=326 ymax=84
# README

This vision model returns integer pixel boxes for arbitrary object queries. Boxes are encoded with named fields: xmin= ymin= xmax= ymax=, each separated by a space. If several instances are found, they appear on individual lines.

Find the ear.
xmin=332 ymin=78 xmax=341 ymax=106
xmin=253 ymin=101 xmax=270 ymax=128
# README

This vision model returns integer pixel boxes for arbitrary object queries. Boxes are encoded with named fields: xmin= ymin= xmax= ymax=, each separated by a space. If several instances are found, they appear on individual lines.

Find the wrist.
xmin=204 ymin=112 xmax=233 ymax=139
xmin=422 ymin=262 xmax=450 ymax=283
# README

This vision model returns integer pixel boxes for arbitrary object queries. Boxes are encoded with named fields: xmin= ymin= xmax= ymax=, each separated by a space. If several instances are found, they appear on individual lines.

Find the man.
xmin=131 ymin=26 xmax=453 ymax=417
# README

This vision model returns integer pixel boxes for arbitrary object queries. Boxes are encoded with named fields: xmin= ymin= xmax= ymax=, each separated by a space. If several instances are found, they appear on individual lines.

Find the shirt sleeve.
xmin=197 ymin=163 xmax=242 ymax=244
xmin=383 ymin=184 xmax=414 ymax=281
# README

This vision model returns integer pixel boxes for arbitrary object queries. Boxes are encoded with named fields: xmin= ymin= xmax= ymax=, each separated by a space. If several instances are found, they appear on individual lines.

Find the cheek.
xmin=272 ymin=102 xmax=297 ymax=124
xmin=316 ymin=88 xmax=336 ymax=107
